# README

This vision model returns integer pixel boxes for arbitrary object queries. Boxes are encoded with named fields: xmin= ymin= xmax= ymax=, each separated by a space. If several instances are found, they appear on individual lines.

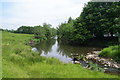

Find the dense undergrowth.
xmin=2 ymin=31 xmax=119 ymax=78
xmin=99 ymin=45 xmax=120 ymax=62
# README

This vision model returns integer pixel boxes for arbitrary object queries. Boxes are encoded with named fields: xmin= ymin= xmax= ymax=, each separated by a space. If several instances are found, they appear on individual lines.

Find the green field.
xmin=2 ymin=31 xmax=119 ymax=78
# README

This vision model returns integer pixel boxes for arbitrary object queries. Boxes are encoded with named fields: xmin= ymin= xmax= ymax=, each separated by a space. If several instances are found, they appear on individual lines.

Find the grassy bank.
xmin=2 ymin=31 xmax=119 ymax=78
xmin=99 ymin=45 xmax=120 ymax=62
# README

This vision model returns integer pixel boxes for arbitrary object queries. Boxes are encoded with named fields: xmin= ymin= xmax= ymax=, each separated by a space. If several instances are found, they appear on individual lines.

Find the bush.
xmin=99 ymin=45 xmax=120 ymax=62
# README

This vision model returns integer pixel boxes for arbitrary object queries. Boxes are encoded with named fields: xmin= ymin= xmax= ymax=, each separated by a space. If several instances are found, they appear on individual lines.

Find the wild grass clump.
xmin=99 ymin=45 xmax=120 ymax=62
xmin=88 ymin=62 xmax=105 ymax=72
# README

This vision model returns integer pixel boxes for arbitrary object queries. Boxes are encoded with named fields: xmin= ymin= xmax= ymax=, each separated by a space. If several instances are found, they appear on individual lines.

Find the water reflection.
xmin=57 ymin=39 xmax=102 ymax=56
xmin=33 ymin=38 xmax=102 ymax=63
xmin=35 ymin=38 xmax=56 ymax=55
xmin=34 ymin=38 xmax=71 ymax=63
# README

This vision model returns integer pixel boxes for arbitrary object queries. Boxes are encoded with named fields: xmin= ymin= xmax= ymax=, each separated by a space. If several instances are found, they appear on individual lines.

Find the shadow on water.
xmin=57 ymin=39 xmax=102 ymax=56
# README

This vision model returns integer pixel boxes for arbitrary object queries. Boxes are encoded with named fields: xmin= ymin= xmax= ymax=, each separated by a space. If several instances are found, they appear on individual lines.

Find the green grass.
xmin=2 ymin=31 xmax=119 ymax=78
xmin=99 ymin=45 xmax=120 ymax=62
xmin=0 ymin=31 xmax=2 ymax=79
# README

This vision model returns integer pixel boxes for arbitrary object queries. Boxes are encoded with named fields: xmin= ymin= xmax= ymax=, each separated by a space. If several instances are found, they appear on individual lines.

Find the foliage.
xmin=73 ymin=19 xmax=92 ymax=44
xmin=88 ymin=62 xmax=105 ymax=72
xmin=57 ymin=2 xmax=120 ymax=45
xmin=33 ymin=23 xmax=56 ymax=40
xmin=57 ymin=17 xmax=92 ymax=44
xmin=57 ymin=17 xmax=75 ymax=43
xmin=99 ymin=45 xmax=120 ymax=62
xmin=2 ymin=31 xmax=119 ymax=78
xmin=15 ymin=26 xmax=34 ymax=34
xmin=79 ymin=2 xmax=120 ymax=37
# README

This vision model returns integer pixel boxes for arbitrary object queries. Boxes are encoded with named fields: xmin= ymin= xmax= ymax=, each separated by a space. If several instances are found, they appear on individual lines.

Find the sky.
xmin=0 ymin=0 xmax=91 ymax=30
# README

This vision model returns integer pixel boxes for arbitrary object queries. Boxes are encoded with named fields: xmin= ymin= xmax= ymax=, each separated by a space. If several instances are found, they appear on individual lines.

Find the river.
xmin=32 ymin=38 xmax=102 ymax=63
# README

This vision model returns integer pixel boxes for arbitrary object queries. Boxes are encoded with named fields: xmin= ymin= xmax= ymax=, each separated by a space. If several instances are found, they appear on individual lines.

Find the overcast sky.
xmin=1 ymin=0 xmax=91 ymax=30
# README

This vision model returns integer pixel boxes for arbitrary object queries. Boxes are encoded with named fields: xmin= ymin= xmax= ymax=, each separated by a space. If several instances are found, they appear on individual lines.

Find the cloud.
xmin=1 ymin=0 xmax=90 ymax=30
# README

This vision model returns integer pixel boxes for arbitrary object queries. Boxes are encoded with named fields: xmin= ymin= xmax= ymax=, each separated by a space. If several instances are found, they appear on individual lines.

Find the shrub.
xmin=99 ymin=45 xmax=120 ymax=62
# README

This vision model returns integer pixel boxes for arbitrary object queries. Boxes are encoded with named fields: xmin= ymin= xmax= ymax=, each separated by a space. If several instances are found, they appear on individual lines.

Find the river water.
xmin=32 ymin=38 xmax=102 ymax=63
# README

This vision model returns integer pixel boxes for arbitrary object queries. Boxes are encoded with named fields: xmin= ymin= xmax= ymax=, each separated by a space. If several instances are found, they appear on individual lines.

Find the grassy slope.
xmin=2 ymin=31 xmax=119 ymax=78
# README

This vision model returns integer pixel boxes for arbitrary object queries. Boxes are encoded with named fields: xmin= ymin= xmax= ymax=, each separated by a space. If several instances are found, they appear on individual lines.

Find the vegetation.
xmin=2 ymin=31 xmax=119 ymax=78
xmin=79 ymin=2 xmax=120 ymax=37
xmin=1 ymin=1 xmax=120 ymax=79
xmin=33 ymin=23 xmax=56 ymax=40
xmin=57 ymin=17 xmax=75 ymax=43
xmin=88 ymin=62 xmax=105 ymax=73
xmin=99 ymin=45 xmax=120 ymax=62
xmin=7 ymin=23 xmax=57 ymax=43
xmin=0 ymin=30 xmax=2 ymax=79
xmin=57 ymin=2 xmax=120 ymax=45
xmin=15 ymin=26 xmax=34 ymax=34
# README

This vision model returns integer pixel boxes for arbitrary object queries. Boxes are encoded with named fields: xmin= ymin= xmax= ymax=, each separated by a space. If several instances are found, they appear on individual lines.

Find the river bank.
xmin=71 ymin=51 xmax=120 ymax=75
xmin=2 ymin=31 xmax=119 ymax=78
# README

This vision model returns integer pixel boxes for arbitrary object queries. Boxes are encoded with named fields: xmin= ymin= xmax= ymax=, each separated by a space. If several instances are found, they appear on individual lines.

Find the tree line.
xmin=1 ymin=23 xmax=57 ymax=41
xmin=57 ymin=2 xmax=120 ymax=44
xmin=15 ymin=23 xmax=57 ymax=40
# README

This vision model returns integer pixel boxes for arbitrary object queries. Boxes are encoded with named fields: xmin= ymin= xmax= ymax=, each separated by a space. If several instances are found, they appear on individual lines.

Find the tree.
xmin=73 ymin=18 xmax=92 ymax=44
xmin=16 ymin=26 xmax=34 ymax=34
xmin=57 ymin=2 xmax=120 ymax=45
xmin=57 ymin=18 xmax=75 ymax=43
xmin=33 ymin=23 xmax=57 ymax=40
xmin=76 ymin=2 xmax=120 ymax=37
xmin=33 ymin=25 xmax=47 ymax=40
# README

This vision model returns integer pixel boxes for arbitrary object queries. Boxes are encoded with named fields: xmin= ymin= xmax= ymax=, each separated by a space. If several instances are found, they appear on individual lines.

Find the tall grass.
xmin=2 ymin=31 xmax=119 ymax=78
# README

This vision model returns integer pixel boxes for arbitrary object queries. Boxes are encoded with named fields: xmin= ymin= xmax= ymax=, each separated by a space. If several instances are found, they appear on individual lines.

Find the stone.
xmin=85 ymin=51 xmax=120 ymax=69
xmin=74 ymin=61 xmax=80 ymax=64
